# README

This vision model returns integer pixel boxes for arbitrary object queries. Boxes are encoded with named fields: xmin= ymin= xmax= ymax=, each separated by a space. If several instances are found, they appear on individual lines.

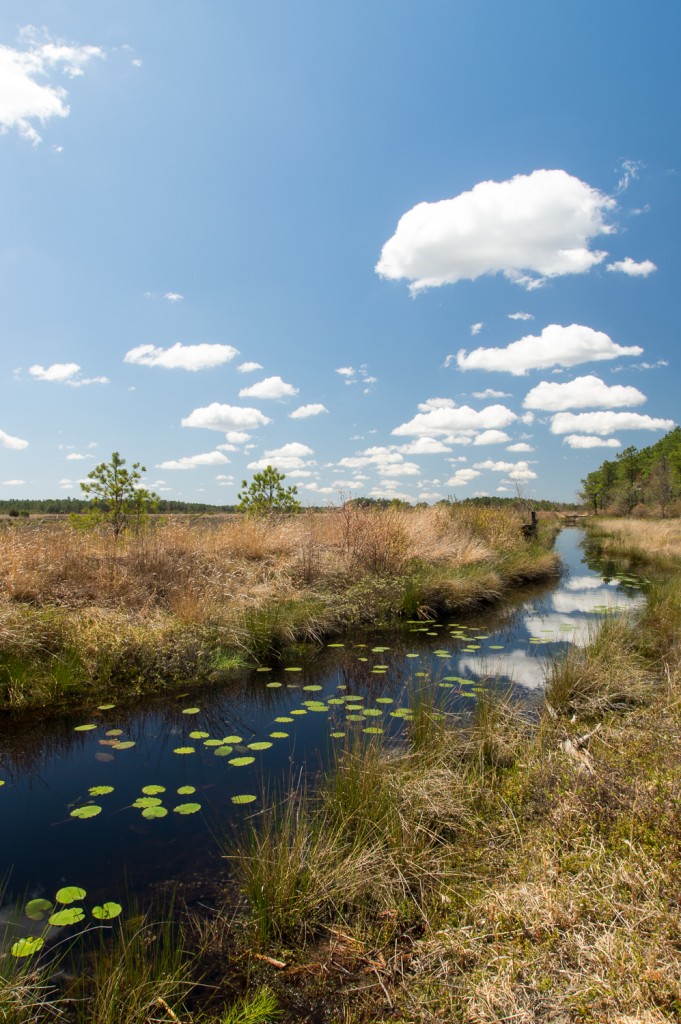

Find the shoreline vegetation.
xmin=2 ymin=517 xmax=681 ymax=1021
xmin=0 ymin=505 xmax=559 ymax=711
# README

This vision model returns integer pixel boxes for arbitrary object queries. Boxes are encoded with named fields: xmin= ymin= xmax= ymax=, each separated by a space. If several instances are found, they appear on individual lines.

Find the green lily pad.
xmin=256 ymin=667 xmax=273 ymax=672
xmin=361 ymin=708 xmax=382 ymax=717
xmin=303 ymin=685 xmax=322 ymax=691
xmin=363 ymin=727 xmax=384 ymax=734
xmin=174 ymin=803 xmax=201 ymax=815
xmin=173 ymin=747 xmax=195 ymax=755
xmin=25 ymin=899 xmax=53 ymax=922
xmin=92 ymin=902 xmax=122 ymax=920
xmin=222 ymin=735 xmax=243 ymax=744
xmin=269 ymin=731 xmax=289 ymax=739
xmin=330 ymin=731 xmax=345 ymax=738
xmin=141 ymin=785 xmax=166 ymax=795
xmin=231 ymin=794 xmax=257 ymax=805
xmin=406 ymin=653 xmax=419 ymax=658
xmin=74 ymin=724 xmax=97 ymax=732
xmin=229 ymin=756 xmax=255 ymax=767
xmin=88 ymin=785 xmax=114 ymax=796
xmin=203 ymin=739 xmax=224 ymax=747
xmin=182 ymin=707 xmax=200 ymax=715
xmin=97 ymin=703 xmax=116 ymax=710
xmin=70 ymin=805 xmax=102 ymax=819
xmin=345 ymin=714 xmax=364 ymax=722
xmin=56 ymin=886 xmax=86 ymax=904
xmin=375 ymin=697 xmax=393 ymax=704
xmin=142 ymin=805 xmax=168 ymax=819
xmin=247 ymin=741 xmax=273 ymax=750
xmin=132 ymin=797 xmax=162 ymax=809
xmin=112 ymin=740 xmax=135 ymax=750
xmin=49 ymin=907 xmax=85 ymax=927
xmin=189 ymin=731 xmax=210 ymax=740
xmin=177 ymin=785 xmax=196 ymax=795
xmin=290 ymin=709 xmax=307 ymax=716
xmin=266 ymin=682 xmax=283 ymax=688
xmin=213 ymin=745 xmax=233 ymax=756
xmin=274 ymin=716 xmax=293 ymax=722
xmin=327 ymin=643 xmax=345 ymax=647
xmin=11 ymin=937 xmax=44 ymax=957
xmin=105 ymin=729 xmax=123 ymax=737
xmin=284 ymin=667 xmax=302 ymax=672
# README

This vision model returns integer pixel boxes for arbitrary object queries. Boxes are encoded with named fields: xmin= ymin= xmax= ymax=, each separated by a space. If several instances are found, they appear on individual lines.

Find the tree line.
xmin=580 ymin=427 xmax=681 ymax=515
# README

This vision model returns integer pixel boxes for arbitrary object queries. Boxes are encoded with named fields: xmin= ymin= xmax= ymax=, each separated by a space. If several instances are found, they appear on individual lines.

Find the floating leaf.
xmin=97 ymin=703 xmax=116 ymax=710
xmin=70 ymin=805 xmax=102 ymax=819
xmin=330 ymin=731 xmax=345 ymax=738
xmin=89 ymin=785 xmax=114 ymax=796
xmin=229 ymin=756 xmax=255 ymax=767
xmin=177 ymin=785 xmax=196 ymax=795
xmin=189 ymin=731 xmax=210 ymax=740
xmin=0 ymin=779 xmax=5 ymax=786
xmin=248 ymin=741 xmax=273 ymax=751
xmin=375 ymin=697 xmax=393 ymax=704
xmin=373 ymin=664 xmax=389 ymax=669
xmin=174 ymin=803 xmax=201 ymax=815
xmin=142 ymin=805 xmax=168 ymax=819
xmin=203 ymin=739 xmax=224 ymax=747
xmin=49 ymin=907 xmax=85 ymax=927
xmin=326 ymin=698 xmax=344 ymax=705
xmin=133 ymin=797 xmax=162 ymax=809
xmin=182 ymin=708 xmax=200 ymax=715
xmin=173 ymin=747 xmax=195 ymax=755
xmin=112 ymin=741 xmax=135 ymax=750
xmin=346 ymin=714 xmax=364 ymax=722
xmin=303 ymin=684 xmax=322 ymax=692
xmin=74 ymin=724 xmax=97 ymax=732
xmin=363 ymin=727 xmax=384 ymax=734
xmin=269 ymin=731 xmax=289 ymax=739
xmin=222 ymin=735 xmax=243 ymax=744
xmin=284 ymin=667 xmax=302 ymax=672
xmin=406 ymin=653 xmax=419 ymax=659
xmin=361 ymin=708 xmax=382 ymax=717
xmin=290 ymin=709 xmax=306 ymax=716
xmin=142 ymin=785 xmax=166 ymax=796
xmin=266 ymin=682 xmax=283 ymax=688
xmin=55 ymin=886 xmax=86 ymax=905
xmin=11 ymin=937 xmax=44 ymax=957
xmin=25 ymin=899 xmax=53 ymax=922
xmin=231 ymin=794 xmax=256 ymax=805
xmin=95 ymin=753 xmax=114 ymax=763
xmin=105 ymin=729 xmax=123 ymax=738
xmin=213 ymin=745 xmax=233 ymax=757
xmin=489 ymin=645 xmax=505 ymax=650
xmin=92 ymin=902 xmax=122 ymax=920
xmin=256 ymin=667 xmax=273 ymax=672
xmin=307 ymin=705 xmax=329 ymax=713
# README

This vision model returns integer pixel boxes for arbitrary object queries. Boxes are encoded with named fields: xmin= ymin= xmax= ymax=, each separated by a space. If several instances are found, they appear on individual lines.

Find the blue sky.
xmin=1 ymin=1 xmax=678 ymax=504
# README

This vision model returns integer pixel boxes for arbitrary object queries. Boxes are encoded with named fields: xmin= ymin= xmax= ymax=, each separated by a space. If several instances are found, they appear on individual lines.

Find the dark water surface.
xmin=0 ymin=529 xmax=645 ymax=917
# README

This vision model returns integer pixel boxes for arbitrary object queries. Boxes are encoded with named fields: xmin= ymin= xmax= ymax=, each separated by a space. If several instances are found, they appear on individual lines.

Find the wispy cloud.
xmin=28 ymin=363 xmax=108 ymax=386
xmin=289 ymin=403 xmax=328 ymax=419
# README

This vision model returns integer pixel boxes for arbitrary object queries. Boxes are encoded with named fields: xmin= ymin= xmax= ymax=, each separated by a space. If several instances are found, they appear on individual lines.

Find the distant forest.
xmin=580 ymin=426 xmax=681 ymax=516
xmin=0 ymin=494 xmax=580 ymax=517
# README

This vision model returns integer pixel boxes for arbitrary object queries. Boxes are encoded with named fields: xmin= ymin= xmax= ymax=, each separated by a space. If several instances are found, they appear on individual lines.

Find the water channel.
xmin=0 ymin=529 xmax=646 ymax=929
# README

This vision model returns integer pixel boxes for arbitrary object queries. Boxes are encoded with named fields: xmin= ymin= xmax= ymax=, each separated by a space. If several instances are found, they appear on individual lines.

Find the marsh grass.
xmin=0 ymin=506 xmax=559 ymax=707
xmin=588 ymin=515 xmax=681 ymax=567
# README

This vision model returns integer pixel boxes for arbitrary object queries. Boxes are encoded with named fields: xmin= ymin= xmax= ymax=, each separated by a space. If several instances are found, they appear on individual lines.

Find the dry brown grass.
xmin=592 ymin=516 xmax=681 ymax=564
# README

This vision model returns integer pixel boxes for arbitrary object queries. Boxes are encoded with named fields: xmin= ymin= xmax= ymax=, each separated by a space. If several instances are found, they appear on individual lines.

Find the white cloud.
xmin=395 ymin=437 xmax=451 ymax=455
xmin=472 ymin=389 xmax=510 ymax=399
xmin=523 ymin=375 xmax=646 ymax=411
xmin=473 ymin=460 xmax=514 ymax=472
xmin=417 ymin=397 xmax=456 ymax=412
xmin=164 ymin=292 xmax=183 ymax=302
xmin=470 ymin=322 xmax=484 ymax=335
xmin=265 ymin=442 xmax=314 ymax=458
xmin=615 ymin=159 xmax=643 ymax=194
xmin=508 ymin=312 xmax=534 ymax=321
xmin=475 ymin=459 xmax=537 ymax=481
xmin=289 ymin=403 xmax=328 ymax=419
xmin=457 ymin=323 xmax=643 ymax=376
xmin=606 ymin=257 xmax=657 ymax=277
xmin=335 ymin=366 xmax=355 ymax=377
xmin=446 ymin=468 xmax=480 ymax=487
xmin=29 ymin=362 xmax=80 ymax=382
xmin=375 ymin=169 xmax=616 ymax=294
xmin=338 ymin=447 xmax=420 ymax=477
xmin=392 ymin=403 xmax=517 ymax=438
xmin=0 ymin=28 xmax=103 ymax=144
xmin=66 ymin=453 xmax=92 ymax=461
xmin=562 ymin=435 xmax=622 ymax=449
xmin=124 ymin=342 xmax=239 ymax=371
xmin=237 ymin=361 xmax=263 ymax=373
xmin=225 ymin=431 xmax=251 ymax=444
xmin=157 ymin=451 xmax=230 ymax=470
xmin=248 ymin=442 xmax=315 ymax=473
xmin=551 ymin=411 xmax=675 ymax=436
xmin=239 ymin=376 xmax=298 ymax=400
xmin=2 ymin=479 xmax=25 ymax=486
xmin=507 ymin=442 xmax=534 ymax=452
xmin=473 ymin=430 xmax=511 ymax=445
xmin=612 ymin=360 xmax=668 ymax=373
xmin=0 ymin=429 xmax=29 ymax=450
xmin=181 ymin=403 xmax=271 ymax=432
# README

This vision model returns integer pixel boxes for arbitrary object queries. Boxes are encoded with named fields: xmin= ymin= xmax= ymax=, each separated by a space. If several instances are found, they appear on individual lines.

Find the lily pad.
xmin=25 ymin=899 xmax=53 ymax=922
xmin=74 ymin=724 xmax=97 ymax=732
xmin=247 ymin=741 xmax=273 ymax=751
xmin=89 ymin=785 xmax=114 ymax=796
xmin=173 ymin=747 xmax=195 ymax=755
xmin=11 ymin=937 xmax=44 ymax=957
xmin=266 ymin=682 xmax=283 ymax=688
xmin=231 ymin=794 xmax=257 ymax=805
xmin=112 ymin=741 xmax=135 ymax=750
xmin=222 ymin=735 xmax=243 ymax=744
xmin=70 ymin=805 xmax=102 ymax=819
xmin=142 ymin=805 xmax=168 ymax=819
xmin=302 ymin=685 xmax=322 ymax=691
xmin=182 ymin=707 xmax=200 ymax=715
xmin=229 ymin=756 xmax=255 ymax=767
xmin=97 ymin=703 xmax=116 ymax=710
xmin=290 ymin=709 xmax=307 ymax=716
xmin=92 ymin=902 xmax=122 ymax=920
xmin=256 ymin=667 xmax=273 ymax=672
xmin=189 ymin=731 xmax=210 ymax=740
xmin=177 ymin=785 xmax=196 ymax=795
xmin=174 ymin=803 xmax=201 ymax=815
xmin=330 ymin=731 xmax=345 ymax=738
xmin=105 ymin=729 xmax=123 ymax=737
xmin=49 ymin=907 xmax=85 ymax=927
xmin=269 ymin=731 xmax=289 ymax=739
xmin=141 ymin=785 xmax=166 ymax=796
xmin=274 ymin=716 xmax=293 ymax=723
xmin=132 ymin=797 xmax=162 ymax=809
xmin=204 ymin=739 xmax=224 ymax=747
xmin=213 ymin=745 xmax=233 ymax=756
xmin=363 ymin=727 xmax=384 ymax=734
xmin=284 ymin=667 xmax=302 ymax=672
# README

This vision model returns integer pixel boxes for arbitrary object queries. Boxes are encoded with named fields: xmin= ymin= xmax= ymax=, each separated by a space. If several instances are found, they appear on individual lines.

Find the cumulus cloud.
xmin=473 ymin=430 xmax=511 ymax=445
xmin=418 ymin=397 xmax=455 ymax=412
xmin=472 ymin=389 xmax=510 ymax=399
xmin=507 ymin=442 xmax=535 ymax=452
xmin=164 ymin=292 xmax=183 ymax=302
xmin=237 ymin=361 xmax=263 ymax=373
xmin=289 ymin=403 xmax=328 ymax=419
xmin=124 ymin=342 xmax=239 ymax=371
xmin=392 ymin=403 xmax=517 ymax=438
xmin=395 ymin=437 xmax=451 ymax=455
xmin=523 ymin=375 xmax=646 ymax=411
xmin=508 ymin=312 xmax=534 ymax=321
xmin=457 ymin=323 xmax=643 ymax=376
xmin=248 ymin=441 xmax=315 ymax=473
xmin=157 ymin=451 xmax=230 ymax=470
xmin=474 ymin=459 xmax=538 ymax=481
xmin=606 ymin=257 xmax=657 ymax=277
xmin=563 ymin=435 xmax=622 ymax=449
xmin=0 ymin=27 xmax=103 ymax=144
xmin=375 ymin=169 xmax=616 ymax=294
xmin=225 ymin=431 xmax=251 ymax=444
xmin=338 ymin=446 xmax=420 ymax=477
xmin=181 ymin=403 xmax=271 ymax=432
xmin=28 ymin=362 xmax=108 ymax=386
xmin=470 ymin=322 xmax=484 ymax=335
xmin=239 ymin=376 xmax=298 ymax=400
xmin=446 ymin=468 xmax=480 ymax=487
xmin=550 ymin=411 xmax=675 ymax=436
